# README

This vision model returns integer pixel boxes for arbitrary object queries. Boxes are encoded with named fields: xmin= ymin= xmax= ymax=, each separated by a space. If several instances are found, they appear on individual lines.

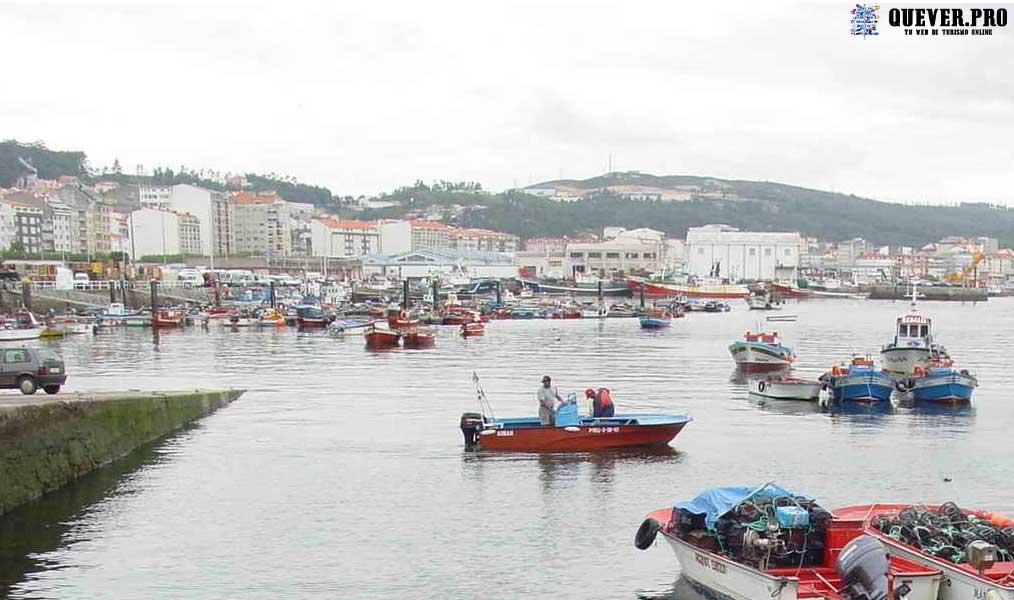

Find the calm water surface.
xmin=2 ymin=298 xmax=1014 ymax=599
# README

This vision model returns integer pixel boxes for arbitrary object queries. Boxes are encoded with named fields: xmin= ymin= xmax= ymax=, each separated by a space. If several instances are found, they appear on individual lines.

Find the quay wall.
xmin=867 ymin=285 xmax=988 ymax=302
xmin=0 ymin=389 xmax=243 ymax=516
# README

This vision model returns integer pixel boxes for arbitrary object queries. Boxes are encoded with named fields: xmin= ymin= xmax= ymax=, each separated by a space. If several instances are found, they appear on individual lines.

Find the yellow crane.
xmin=944 ymin=250 xmax=986 ymax=286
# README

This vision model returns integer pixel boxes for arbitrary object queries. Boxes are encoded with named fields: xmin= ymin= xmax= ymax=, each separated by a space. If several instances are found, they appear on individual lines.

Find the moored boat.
xmin=825 ymin=357 xmax=895 ymax=403
xmin=124 ymin=313 xmax=152 ymax=327
xmin=880 ymin=287 xmax=949 ymax=377
xmin=401 ymin=325 xmax=436 ymax=348
xmin=834 ymin=503 xmax=1014 ymax=600
xmin=906 ymin=363 xmax=977 ymax=404
xmin=152 ymin=308 xmax=185 ymax=328
xmin=627 ymin=277 xmax=750 ymax=299
xmin=257 ymin=310 xmax=286 ymax=327
xmin=0 ymin=310 xmax=45 ymax=341
xmin=748 ymin=376 xmax=822 ymax=400
xmin=729 ymin=332 xmax=795 ymax=371
xmin=747 ymin=290 xmax=784 ymax=310
xmin=636 ymin=483 xmax=942 ymax=600
xmin=580 ymin=304 xmax=609 ymax=319
xmin=461 ymin=322 xmax=485 ymax=337
xmin=364 ymin=322 xmax=400 ymax=348
xmin=639 ymin=308 xmax=672 ymax=329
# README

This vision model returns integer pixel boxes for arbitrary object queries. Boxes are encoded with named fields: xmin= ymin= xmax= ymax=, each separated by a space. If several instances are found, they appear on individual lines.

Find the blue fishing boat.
xmin=728 ymin=332 xmax=795 ymax=372
xmin=825 ymin=357 xmax=895 ymax=403
xmin=639 ymin=308 xmax=672 ymax=329
xmin=907 ymin=364 xmax=977 ymax=404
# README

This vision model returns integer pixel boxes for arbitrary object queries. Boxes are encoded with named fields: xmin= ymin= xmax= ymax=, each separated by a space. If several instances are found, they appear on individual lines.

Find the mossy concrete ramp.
xmin=0 ymin=389 xmax=243 ymax=516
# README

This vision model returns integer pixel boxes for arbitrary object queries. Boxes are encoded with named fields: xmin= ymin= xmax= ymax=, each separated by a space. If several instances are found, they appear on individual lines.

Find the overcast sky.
xmin=1 ymin=1 xmax=1011 ymax=204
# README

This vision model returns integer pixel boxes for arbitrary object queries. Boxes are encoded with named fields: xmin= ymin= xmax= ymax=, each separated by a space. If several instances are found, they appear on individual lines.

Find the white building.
xmin=169 ymin=184 xmax=218 ymax=255
xmin=129 ymin=207 xmax=180 ymax=259
xmin=0 ymin=202 xmax=14 ymax=251
xmin=139 ymin=185 xmax=172 ymax=210
xmin=686 ymin=224 xmax=802 ymax=281
xmin=310 ymin=218 xmax=381 ymax=258
xmin=49 ymin=201 xmax=74 ymax=254
xmin=376 ymin=220 xmax=413 ymax=254
xmin=565 ymin=239 xmax=665 ymax=277
xmin=229 ymin=192 xmax=292 ymax=255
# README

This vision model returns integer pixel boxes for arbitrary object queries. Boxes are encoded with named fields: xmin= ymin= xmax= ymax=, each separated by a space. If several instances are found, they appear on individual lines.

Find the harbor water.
xmin=2 ymin=298 xmax=1014 ymax=599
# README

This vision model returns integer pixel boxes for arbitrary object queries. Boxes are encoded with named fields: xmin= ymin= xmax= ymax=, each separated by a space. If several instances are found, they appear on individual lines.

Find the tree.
xmin=112 ymin=158 xmax=122 ymax=174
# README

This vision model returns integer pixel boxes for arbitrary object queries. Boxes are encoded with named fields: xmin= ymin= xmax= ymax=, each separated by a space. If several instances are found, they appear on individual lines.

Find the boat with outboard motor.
xmin=0 ymin=310 xmax=45 ymax=341
xmin=824 ymin=357 xmax=895 ymax=403
xmin=729 ymin=332 xmax=795 ymax=371
xmin=640 ymin=307 xmax=673 ymax=329
xmin=834 ymin=503 xmax=1014 ymax=600
xmin=881 ymin=286 xmax=950 ymax=377
xmin=636 ymin=483 xmax=941 ymax=600
xmin=460 ymin=376 xmax=691 ymax=451
xmin=748 ymin=376 xmax=822 ymax=401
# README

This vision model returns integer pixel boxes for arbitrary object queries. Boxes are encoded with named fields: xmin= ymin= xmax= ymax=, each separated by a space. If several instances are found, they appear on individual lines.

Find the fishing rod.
xmin=472 ymin=371 xmax=496 ymax=420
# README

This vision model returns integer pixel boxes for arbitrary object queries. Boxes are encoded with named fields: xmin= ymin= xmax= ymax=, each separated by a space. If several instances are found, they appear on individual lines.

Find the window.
xmin=606 ymin=252 xmax=620 ymax=259
xmin=749 ymin=248 xmax=756 ymax=256
xmin=569 ymin=252 xmax=583 ymax=258
xmin=625 ymin=252 xmax=638 ymax=259
xmin=4 ymin=349 xmax=30 ymax=363
xmin=764 ymin=248 xmax=772 ymax=256
xmin=697 ymin=248 xmax=704 ymax=255
xmin=548 ymin=260 xmax=562 ymax=267
xmin=643 ymin=253 xmax=656 ymax=259
xmin=587 ymin=252 xmax=601 ymax=258
xmin=784 ymin=248 xmax=792 ymax=256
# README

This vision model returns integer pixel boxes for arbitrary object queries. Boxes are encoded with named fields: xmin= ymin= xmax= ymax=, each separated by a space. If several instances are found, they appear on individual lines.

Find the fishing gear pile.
xmin=675 ymin=495 xmax=832 ymax=569
xmin=873 ymin=502 xmax=1014 ymax=564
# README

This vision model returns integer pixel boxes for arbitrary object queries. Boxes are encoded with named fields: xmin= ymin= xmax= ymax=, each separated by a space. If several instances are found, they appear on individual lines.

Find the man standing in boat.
xmin=538 ymin=375 xmax=564 ymax=426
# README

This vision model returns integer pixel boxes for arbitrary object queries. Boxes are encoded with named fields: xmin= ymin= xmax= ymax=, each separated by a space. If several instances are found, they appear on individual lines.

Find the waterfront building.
xmin=564 ymin=239 xmax=665 ymax=278
xmin=228 ymin=192 xmax=291 ymax=255
xmin=169 ymin=184 xmax=220 ymax=255
xmin=516 ymin=249 xmax=568 ymax=279
xmin=685 ymin=224 xmax=802 ymax=281
xmin=450 ymin=228 xmax=519 ymax=253
xmin=129 ymin=207 xmax=180 ymax=259
xmin=361 ymin=248 xmax=516 ymax=280
xmin=310 ymin=218 xmax=381 ymax=258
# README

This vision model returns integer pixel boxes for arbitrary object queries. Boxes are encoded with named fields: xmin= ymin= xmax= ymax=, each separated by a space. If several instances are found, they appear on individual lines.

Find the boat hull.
xmin=0 ymin=327 xmax=45 ymax=341
xmin=880 ymin=346 xmax=932 ymax=377
xmin=628 ymin=279 xmax=749 ymax=299
xmin=830 ymin=372 xmax=895 ymax=403
xmin=909 ymin=372 xmax=977 ymax=404
xmin=729 ymin=343 xmax=794 ymax=371
xmin=477 ymin=422 xmax=687 ymax=451
xmin=747 ymin=378 xmax=821 ymax=400
xmin=365 ymin=330 xmax=400 ymax=348
xmin=639 ymin=317 xmax=671 ymax=328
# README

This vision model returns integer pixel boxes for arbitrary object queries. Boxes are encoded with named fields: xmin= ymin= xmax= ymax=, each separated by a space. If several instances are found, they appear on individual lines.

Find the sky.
xmin=1 ymin=1 xmax=1012 ymax=204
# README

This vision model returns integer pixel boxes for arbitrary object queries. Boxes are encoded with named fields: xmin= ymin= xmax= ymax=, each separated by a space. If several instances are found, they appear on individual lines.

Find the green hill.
xmin=353 ymin=173 xmax=1014 ymax=247
xmin=0 ymin=140 xmax=87 ymax=187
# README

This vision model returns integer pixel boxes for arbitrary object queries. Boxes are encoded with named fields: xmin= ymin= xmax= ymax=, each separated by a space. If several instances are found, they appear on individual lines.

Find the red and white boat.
xmin=364 ymin=323 xmax=400 ymax=349
xmin=834 ymin=503 xmax=1014 ymax=600
xmin=729 ymin=332 xmax=796 ymax=372
xmin=628 ymin=277 xmax=750 ymax=299
xmin=637 ymin=484 xmax=942 ymax=600
xmin=152 ymin=308 xmax=185 ymax=328
xmin=460 ymin=322 xmax=485 ymax=337
xmin=387 ymin=311 xmax=420 ymax=330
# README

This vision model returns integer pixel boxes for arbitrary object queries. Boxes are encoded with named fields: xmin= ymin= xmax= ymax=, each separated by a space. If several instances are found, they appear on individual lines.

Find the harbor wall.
xmin=0 ymin=389 xmax=243 ymax=516
xmin=867 ymin=285 xmax=988 ymax=302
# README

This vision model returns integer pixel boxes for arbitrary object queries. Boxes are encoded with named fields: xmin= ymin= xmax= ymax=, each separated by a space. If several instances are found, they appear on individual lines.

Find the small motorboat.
xmin=905 ymin=363 xmax=978 ymax=404
xmin=124 ymin=312 xmax=152 ymax=327
xmin=729 ymin=332 xmax=795 ymax=372
xmin=460 ymin=386 xmax=691 ymax=452
xmin=748 ymin=376 xmax=822 ymax=401
xmin=461 ymin=322 xmax=485 ymax=337
xmin=580 ymin=304 xmax=609 ymax=319
xmin=639 ymin=308 xmax=672 ymax=329
xmin=258 ymin=310 xmax=287 ymax=327
xmin=364 ymin=322 xmax=400 ymax=349
xmin=605 ymin=303 xmax=638 ymax=318
xmin=401 ymin=326 xmax=436 ymax=348
xmin=825 ymin=357 xmax=895 ymax=403
xmin=636 ymin=483 xmax=942 ymax=600
xmin=834 ymin=502 xmax=1014 ymax=600
xmin=152 ymin=308 xmax=185 ymax=328
xmin=296 ymin=305 xmax=328 ymax=328
xmin=746 ymin=290 xmax=784 ymax=310
xmin=704 ymin=300 xmax=732 ymax=312
xmin=387 ymin=310 xmax=420 ymax=330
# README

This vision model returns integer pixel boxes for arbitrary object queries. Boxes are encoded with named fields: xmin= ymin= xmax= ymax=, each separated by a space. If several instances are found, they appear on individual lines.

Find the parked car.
xmin=72 ymin=273 xmax=91 ymax=289
xmin=0 ymin=347 xmax=67 ymax=395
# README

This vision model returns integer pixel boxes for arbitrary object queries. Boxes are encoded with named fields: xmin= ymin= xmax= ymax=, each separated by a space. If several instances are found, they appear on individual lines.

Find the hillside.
xmin=351 ymin=173 xmax=1014 ymax=247
xmin=0 ymin=140 xmax=87 ymax=187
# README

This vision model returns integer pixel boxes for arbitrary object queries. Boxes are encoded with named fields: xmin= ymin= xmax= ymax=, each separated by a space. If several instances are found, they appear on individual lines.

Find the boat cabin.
xmin=894 ymin=314 xmax=932 ymax=346
xmin=744 ymin=332 xmax=779 ymax=345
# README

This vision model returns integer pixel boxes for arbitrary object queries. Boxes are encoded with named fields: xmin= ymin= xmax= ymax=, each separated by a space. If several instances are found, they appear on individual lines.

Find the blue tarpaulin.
xmin=673 ymin=483 xmax=809 ymax=530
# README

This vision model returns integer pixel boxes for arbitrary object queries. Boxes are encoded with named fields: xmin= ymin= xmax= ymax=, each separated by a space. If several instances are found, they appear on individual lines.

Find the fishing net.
xmin=873 ymin=503 xmax=1014 ymax=564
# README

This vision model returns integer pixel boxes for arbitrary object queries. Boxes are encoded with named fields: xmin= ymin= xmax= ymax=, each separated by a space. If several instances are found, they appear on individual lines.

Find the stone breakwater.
xmin=0 ymin=389 xmax=244 ymax=516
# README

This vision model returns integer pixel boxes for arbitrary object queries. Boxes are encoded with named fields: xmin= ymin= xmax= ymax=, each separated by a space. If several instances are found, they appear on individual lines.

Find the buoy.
xmin=635 ymin=518 xmax=662 ymax=550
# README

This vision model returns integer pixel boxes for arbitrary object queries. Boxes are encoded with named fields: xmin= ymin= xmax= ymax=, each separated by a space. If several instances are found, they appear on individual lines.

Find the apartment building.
xmin=310 ymin=218 xmax=381 ymax=257
xmin=228 ymin=192 xmax=291 ymax=255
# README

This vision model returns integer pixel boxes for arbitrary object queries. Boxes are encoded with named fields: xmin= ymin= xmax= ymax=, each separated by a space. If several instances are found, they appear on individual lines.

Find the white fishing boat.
xmin=0 ymin=311 xmax=45 ymax=341
xmin=880 ymin=286 xmax=949 ymax=377
xmin=746 ymin=291 xmax=783 ymax=310
xmin=748 ymin=376 xmax=822 ymax=400
xmin=580 ymin=304 xmax=609 ymax=319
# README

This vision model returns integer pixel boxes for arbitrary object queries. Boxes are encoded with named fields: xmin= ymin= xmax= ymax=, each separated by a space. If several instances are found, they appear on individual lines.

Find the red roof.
xmin=316 ymin=218 xmax=376 ymax=230
xmin=229 ymin=191 xmax=283 ymax=205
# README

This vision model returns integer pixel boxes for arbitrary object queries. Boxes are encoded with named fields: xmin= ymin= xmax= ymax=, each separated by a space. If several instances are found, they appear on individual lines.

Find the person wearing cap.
xmin=537 ymin=375 xmax=563 ymax=426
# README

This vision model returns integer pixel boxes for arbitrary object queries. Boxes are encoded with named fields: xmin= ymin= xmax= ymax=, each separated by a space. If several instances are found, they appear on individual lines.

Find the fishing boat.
xmin=640 ymin=308 xmax=672 ymax=329
xmin=729 ymin=332 xmax=795 ymax=372
xmin=580 ymin=304 xmax=609 ymax=319
xmin=747 ymin=290 xmax=783 ymax=310
xmin=124 ymin=312 xmax=152 ymax=327
xmin=296 ymin=306 xmax=328 ymax=328
xmin=825 ymin=357 xmax=895 ymax=403
xmin=635 ymin=483 xmax=942 ymax=600
xmin=401 ymin=325 xmax=437 ymax=348
xmin=257 ymin=310 xmax=286 ymax=327
xmin=387 ymin=310 xmax=420 ymax=330
xmin=747 ymin=376 xmax=822 ymax=400
xmin=905 ymin=363 xmax=978 ymax=404
xmin=516 ymin=277 xmax=630 ymax=297
xmin=364 ymin=322 xmax=400 ymax=349
xmin=461 ymin=322 xmax=485 ymax=337
xmin=0 ymin=310 xmax=45 ymax=341
xmin=627 ymin=277 xmax=750 ymax=299
xmin=99 ymin=302 xmax=131 ymax=327
xmin=225 ymin=313 xmax=257 ymax=328
xmin=605 ymin=303 xmax=638 ymax=318
xmin=704 ymin=300 xmax=732 ymax=312
xmin=152 ymin=308 xmax=185 ymax=328
xmin=460 ymin=381 xmax=691 ymax=452
xmin=834 ymin=503 xmax=1014 ymax=600
xmin=880 ymin=287 xmax=949 ymax=377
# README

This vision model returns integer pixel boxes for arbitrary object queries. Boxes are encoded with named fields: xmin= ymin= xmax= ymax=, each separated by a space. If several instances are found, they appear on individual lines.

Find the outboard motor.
xmin=834 ymin=535 xmax=891 ymax=600
xmin=460 ymin=412 xmax=483 ymax=448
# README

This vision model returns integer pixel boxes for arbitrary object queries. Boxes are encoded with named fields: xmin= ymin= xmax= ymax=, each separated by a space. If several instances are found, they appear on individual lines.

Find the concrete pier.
xmin=0 ymin=389 xmax=244 ymax=516
xmin=867 ymin=285 xmax=988 ymax=302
